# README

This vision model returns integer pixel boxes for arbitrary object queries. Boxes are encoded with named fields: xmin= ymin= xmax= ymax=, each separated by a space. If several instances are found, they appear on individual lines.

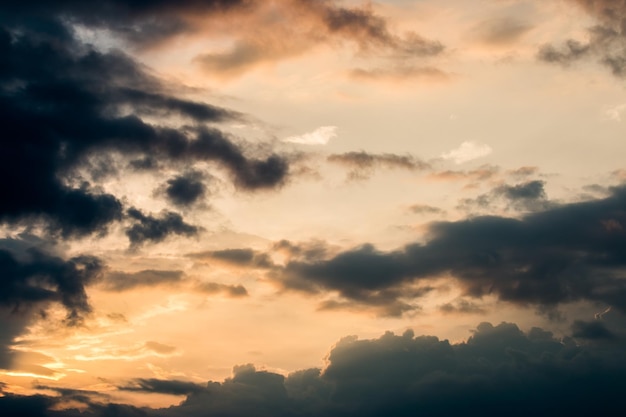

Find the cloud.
xmin=126 ymin=209 xmax=200 ymax=247
xmin=328 ymin=151 xmax=430 ymax=180
xmin=350 ymin=66 xmax=448 ymax=82
xmin=195 ymin=282 xmax=248 ymax=298
xmin=428 ymin=165 xmax=500 ymax=184
xmin=100 ymin=269 xmax=186 ymax=292
xmin=194 ymin=0 xmax=445 ymax=78
xmin=118 ymin=378 xmax=205 ymax=396
xmin=0 ymin=10 xmax=291 ymax=238
xmin=439 ymin=299 xmax=486 ymax=315
xmin=470 ymin=17 xmax=533 ymax=46
xmin=189 ymin=248 xmax=272 ymax=269
xmin=262 ymin=185 xmax=626 ymax=313
xmin=538 ymin=0 xmax=626 ymax=77
xmin=163 ymin=172 xmax=207 ymax=207
xmin=604 ymin=103 xmax=626 ymax=121
xmin=5 ymin=321 xmax=626 ymax=416
xmin=458 ymin=180 xmax=550 ymax=212
xmin=0 ymin=239 xmax=103 ymax=324
xmin=408 ymin=204 xmax=445 ymax=215
xmin=441 ymin=141 xmax=493 ymax=164
xmin=571 ymin=319 xmax=617 ymax=340
xmin=284 ymin=126 xmax=338 ymax=146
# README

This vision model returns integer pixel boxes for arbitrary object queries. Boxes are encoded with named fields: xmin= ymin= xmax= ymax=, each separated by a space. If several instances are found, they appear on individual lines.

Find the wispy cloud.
xmin=284 ymin=126 xmax=338 ymax=145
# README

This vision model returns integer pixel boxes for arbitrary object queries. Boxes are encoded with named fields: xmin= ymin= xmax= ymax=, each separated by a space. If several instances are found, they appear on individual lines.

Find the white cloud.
xmin=441 ymin=141 xmax=492 ymax=164
xmin=283 ymin=126 xmax=338 ymax=145
xmin=604 ymin=104 xmax=626 ymax=122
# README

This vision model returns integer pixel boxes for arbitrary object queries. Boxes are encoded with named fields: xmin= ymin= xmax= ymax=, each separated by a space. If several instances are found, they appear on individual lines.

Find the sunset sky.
xmin=1 ymin=1 xmax=626 ymax=416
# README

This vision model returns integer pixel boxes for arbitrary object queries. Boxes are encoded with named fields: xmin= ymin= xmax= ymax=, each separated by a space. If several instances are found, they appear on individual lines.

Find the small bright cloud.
xmin=441 ymin=141 xmax=492 ymax=164
xmin=604 ymin=104 xmax=626 ymax=121
xmin=284 ymin=126 xmax=338 ymax=145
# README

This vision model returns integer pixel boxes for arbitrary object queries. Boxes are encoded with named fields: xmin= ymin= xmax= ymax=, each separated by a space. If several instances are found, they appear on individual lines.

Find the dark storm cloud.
xmin=0 ymin=10 xmax=290 ymax=237
xmin=126 ymin=209 xmax=199 ymax=247
xmin=3 ymin=0 xmax=251 ymax=47
xmin=571 ymin=319 xmax=617 ymax=340
xmin=539 ymin=0 xmax=626 ymax=77
xmin=101 ymin=269 xmax=185 ymax=292
xmin=264 ymin=185 xmax=626 ymax=313
xmin=328 ymin=151 xmax=430 ymax=180
xmin=0 ymin=238 xmax=103 ymax=373
xmin=164 ymin=172 xmax=207 ymax=207
xmin=7 ymin=321 xmax=625 ymax=417
xmin=119 ymin=379 xmax=205 ymax=396
xmin=0 ymin=241 xmax=103 ymax=322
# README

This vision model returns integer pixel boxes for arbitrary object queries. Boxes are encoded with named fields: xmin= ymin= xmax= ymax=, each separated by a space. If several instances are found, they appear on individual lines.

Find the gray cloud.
xmin=458 ymin=180 xmax=550 ymax=212
xmin=471 ymin=17 xmax=533 ymax=45
xmin=163 ymin=172 xmax=207 ymax=207
xmin=4 ymin=321 xmax=625 ymax=416
xmin=328 ymin=151 xmax=430 ymax=180
xmin=126 ymin=209 xmax=200 ymax=247
xmin=195 ymin=282 xmax=248 ymax=297
xmin=264 ymin=185 xmax=626 ymax=313
xmin=119 ymin=378 xmax=205 ymax=396
xmin=101 ymin=269 xmax=185 ymax=292
xmin=539 ymin=0 xmax=626 ymax=77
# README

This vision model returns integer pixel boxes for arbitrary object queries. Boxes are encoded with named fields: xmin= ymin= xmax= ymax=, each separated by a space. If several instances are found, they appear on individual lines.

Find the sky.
xmin=1 ymin=0 xmax=626 ymax=415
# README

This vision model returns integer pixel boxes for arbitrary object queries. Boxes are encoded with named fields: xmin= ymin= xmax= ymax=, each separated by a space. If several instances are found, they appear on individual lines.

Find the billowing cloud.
xmin=3 ymin=321 xmax=625 ymax=416
xmin=253 ymin=186 xmax=626 ymax=313
xmin=441 ymin=141 xmax=493 ymax=164
xmin=284 ymin=126 xmax=338 ymax=146
xmin=0 ymin=9 xmax=290 ymax=239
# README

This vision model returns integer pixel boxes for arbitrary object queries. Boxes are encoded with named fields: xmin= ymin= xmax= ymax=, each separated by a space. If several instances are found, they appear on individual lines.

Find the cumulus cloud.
xmin=441 ymin=141 xmax=493 ymax=164
xmin=284 ymin=126 xmax=338 ymax=145
xmin=3 ymin=321 xmax=626 ymax=416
